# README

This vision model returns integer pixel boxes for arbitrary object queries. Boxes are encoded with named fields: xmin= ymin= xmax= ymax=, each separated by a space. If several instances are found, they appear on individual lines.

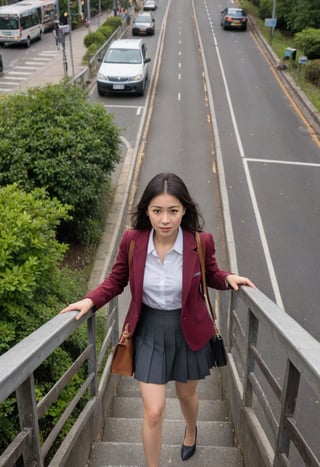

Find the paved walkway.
xmin=19 ymin=11 xmax=112 ymax=90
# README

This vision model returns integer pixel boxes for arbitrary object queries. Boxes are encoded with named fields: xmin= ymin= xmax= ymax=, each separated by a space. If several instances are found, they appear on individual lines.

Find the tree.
xmin=0 ymin=82 xmax=121 ymax=244
xmin=277 ymin=0 xmax=320 ymax=33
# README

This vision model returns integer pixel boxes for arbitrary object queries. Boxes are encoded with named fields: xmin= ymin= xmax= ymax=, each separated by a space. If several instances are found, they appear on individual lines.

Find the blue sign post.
xmin=264 ymin=18 xmax=277 ymax=43
xmin=264 ymin=18 xmax=277 ymax=28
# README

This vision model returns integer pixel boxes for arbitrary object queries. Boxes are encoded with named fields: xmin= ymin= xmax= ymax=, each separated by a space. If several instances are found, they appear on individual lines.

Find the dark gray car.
xmin=132 ymin=12 xmax=155 ymax=36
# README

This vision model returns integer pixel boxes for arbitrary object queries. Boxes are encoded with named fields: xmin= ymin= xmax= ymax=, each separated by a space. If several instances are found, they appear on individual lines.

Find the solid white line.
xmin=4 ymin=76 xmax=26 ymax=81
xmin=39 ymin=52 xmax=57 ymax=56
xmin=27 ymin=57 xmax=51 ymax=62
xmin=8 ymin=71 xmax=32 ymax=76
xmin=200 ymin=0 xmax=284 ymax=309
xmin=103 ymin=105 xmax=143 ymax=109
xmin=246 ymin=157 xmax=320 ymax=167
xmin=243 ymin=159 xmax=284 ymax=308
xmin=15 ymin=66 xmax=38 ymax=70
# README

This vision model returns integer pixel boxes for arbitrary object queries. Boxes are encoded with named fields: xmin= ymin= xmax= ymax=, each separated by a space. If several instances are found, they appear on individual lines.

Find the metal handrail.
xmin=220 ymin=286 xmax=320 ymax=467
xmin=0 ymin=297 xmax=119 ymax=467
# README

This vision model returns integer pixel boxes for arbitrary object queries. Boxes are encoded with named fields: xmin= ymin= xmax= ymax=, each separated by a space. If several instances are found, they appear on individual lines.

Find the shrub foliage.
xmin=0 ymin=82 xmax=121 ymax=244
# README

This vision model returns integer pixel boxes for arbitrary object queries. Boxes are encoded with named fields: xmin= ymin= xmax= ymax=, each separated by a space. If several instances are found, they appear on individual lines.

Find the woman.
xmin=61 ymin=173 xmax=255 ymax=466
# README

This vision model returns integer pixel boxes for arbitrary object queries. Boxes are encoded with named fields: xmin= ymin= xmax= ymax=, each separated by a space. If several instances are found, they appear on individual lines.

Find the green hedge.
xmin=83 ymin=15 xmax=122 ymax=61
xmin=0 ymin=82 xmax=121 ymax=245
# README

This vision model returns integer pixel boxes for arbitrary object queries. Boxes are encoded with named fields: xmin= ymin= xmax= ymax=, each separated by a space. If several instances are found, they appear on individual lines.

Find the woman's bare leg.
xmin=175 ymin=380 xmax=199 ymax=445
xmin=139 ymin=382 xmax=166 ymax=467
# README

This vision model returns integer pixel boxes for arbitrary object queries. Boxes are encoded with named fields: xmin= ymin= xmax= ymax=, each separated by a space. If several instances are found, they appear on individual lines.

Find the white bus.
xmin=0 ymin=0 xmax=57 ymax=47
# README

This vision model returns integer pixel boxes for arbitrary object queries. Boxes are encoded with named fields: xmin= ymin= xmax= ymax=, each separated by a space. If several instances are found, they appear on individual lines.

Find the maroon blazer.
xmin=86 ymin=229 xmax=230 ymax=351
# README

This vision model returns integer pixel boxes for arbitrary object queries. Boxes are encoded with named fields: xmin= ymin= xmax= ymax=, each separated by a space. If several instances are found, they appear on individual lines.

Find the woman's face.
xmin=147 ymin=193 xmax=185 ymax=241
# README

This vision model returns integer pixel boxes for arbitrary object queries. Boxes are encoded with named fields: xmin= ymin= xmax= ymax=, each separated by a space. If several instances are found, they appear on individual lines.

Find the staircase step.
xmin=115 ymin=369 xmax=223 ymax=400
xmin=103 ymin=419 xmax=235 ymax=446
xmin=111 ymin=396 xmax=229 ymax=421
xmin=88 ymin=369 xmax=243 ymax=467
xmin=89 ymin=442 xmax=243 ymax=467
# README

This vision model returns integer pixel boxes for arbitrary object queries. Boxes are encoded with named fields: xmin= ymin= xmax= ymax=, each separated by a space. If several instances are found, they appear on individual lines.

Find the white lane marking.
xmin=15 ymin=66 xmax=38 ymax=70
xmin=26 ymin=57 xmax=52 ymax=62
xmin=103 ymin=105 xmax=143 ymax=109
xmin=4 ymin=76 xmax=26 ymax=81
xmin=0 ymin=83 xmax=20 ymax=87
xmin=202 ymin=0 xmax=284 ymax=309
xmin=7 ymin=71 xmax=32 ymax=75
xmin=247 ymin=158 xmax=320 ymax=167
xmin=103 ymin=104 xmax=144 ymax=115
xmin=178 ymin=92 xmax=181 ymax=101
xmin=39 ymin=51 xmax=58 ymax=56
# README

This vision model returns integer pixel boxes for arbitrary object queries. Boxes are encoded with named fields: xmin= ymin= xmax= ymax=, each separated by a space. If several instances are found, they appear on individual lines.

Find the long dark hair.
xmin=131 ymin=173 xmax=204 ymax=231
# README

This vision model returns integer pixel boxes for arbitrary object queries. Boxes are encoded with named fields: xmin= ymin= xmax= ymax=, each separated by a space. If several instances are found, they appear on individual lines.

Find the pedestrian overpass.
xmin=1 ymin=260 xmax=320 ymax=466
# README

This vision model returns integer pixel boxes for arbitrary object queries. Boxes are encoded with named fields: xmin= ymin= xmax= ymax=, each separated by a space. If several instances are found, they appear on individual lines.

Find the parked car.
xmin=132 ymin=12 xmax=155 ymax=36
xmin=96 ymin=38 xmax=151 ymax=97
xmin=220 ymin=7 xmax=248 ymax=31
xmin=143 ymin=0 xmax=157 ymax=11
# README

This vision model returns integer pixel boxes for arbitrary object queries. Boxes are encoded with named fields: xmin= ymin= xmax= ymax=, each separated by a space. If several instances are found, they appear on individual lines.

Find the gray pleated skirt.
xmin=133 ymin=304 xmax=216 ymax=384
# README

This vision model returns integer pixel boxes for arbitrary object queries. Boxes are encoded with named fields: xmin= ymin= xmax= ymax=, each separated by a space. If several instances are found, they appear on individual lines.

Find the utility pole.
xmin=271 ymin=0 xmax=277 ymax=41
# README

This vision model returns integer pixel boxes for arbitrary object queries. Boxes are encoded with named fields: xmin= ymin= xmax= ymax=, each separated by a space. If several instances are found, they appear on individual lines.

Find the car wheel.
xmin=26 ymin=37 xmax=31 ymax=48
xmin=38 ymin=30 xmax=43 ymax=41
xmin=97 ymin=85 xmax=105 ymax=97
xmin=242 ymin=26 xmax=247 ymax=31
xmin=137 ymin=79 xmax=145 ymax=97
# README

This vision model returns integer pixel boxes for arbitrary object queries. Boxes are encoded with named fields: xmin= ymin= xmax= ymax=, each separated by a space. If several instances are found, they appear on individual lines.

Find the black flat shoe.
xmin=181 ymin=426 xmax=197 ymax=461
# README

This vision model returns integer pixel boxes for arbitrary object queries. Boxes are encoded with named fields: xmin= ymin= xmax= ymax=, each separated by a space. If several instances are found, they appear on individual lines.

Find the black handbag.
xmin=195 ymin=232 xmax=227 ymax=367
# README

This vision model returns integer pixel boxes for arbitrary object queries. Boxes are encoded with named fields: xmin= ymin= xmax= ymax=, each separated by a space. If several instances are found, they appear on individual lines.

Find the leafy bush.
xmin=294 ymin=28 xmax=320 ymax=59
xmin=99 ymin=25 xmax=114 ymax=39
xmin=0 ymin=82 xmax=121 ymax=244
xmin=103 ymin=15 xmax=122 ymax=28
xmin=83 ymin=30 xmax=105 ymax=48
xmin=0 ymin=182 xmax=90 ymax=453
xmin=0 ymin=183 xmax=72 ymax=353
xmin=304 ymin=59 xmax=320 ymax=86
xmin=82 ymin=15 xmax=122 ymax=59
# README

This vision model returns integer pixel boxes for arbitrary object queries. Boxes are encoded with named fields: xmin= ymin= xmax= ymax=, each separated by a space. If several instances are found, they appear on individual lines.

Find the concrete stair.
xmin=88 ymin=370 xmax=243 ymax=467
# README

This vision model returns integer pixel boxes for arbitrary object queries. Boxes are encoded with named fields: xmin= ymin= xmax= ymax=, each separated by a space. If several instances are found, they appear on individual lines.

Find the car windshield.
xmin=105 ymin=48 xmax=142 ymax=64
xmin=0 ymin=15 xmax=19 ymax=30
xmin=136 ymin=15 xmax=151 ymax=22
xmin=228 ymin=9 xmax=244 ymax=17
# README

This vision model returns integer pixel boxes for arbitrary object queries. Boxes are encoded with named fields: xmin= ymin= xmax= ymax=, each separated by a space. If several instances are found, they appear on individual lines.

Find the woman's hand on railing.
xmin=226 ymin=274 xmax=256 ymax=291
xmin=60 ymin=298 xmax=94 ymax=321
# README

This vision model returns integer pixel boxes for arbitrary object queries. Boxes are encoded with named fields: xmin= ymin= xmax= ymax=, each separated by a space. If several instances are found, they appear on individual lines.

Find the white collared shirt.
xmin=142 ymin=227 xmax=183 ymax=310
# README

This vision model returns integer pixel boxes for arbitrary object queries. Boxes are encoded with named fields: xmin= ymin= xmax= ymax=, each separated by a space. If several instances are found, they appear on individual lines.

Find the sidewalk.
xmin=20 ymin=11 xmax=112 ymax=89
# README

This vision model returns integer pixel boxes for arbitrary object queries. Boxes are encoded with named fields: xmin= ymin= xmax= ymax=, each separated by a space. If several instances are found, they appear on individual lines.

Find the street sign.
xmin=299 ymin=56 xmax=308 ymax=64
xmin=264 ymin=18 xmax=277 ymax=28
